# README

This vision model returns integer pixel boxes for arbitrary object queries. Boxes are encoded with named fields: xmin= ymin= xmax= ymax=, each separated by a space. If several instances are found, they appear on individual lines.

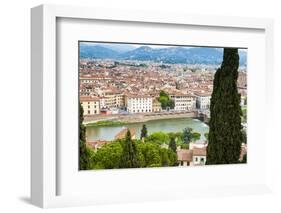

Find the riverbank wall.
xmin=84 ymin=111 xmax=197 ymax=125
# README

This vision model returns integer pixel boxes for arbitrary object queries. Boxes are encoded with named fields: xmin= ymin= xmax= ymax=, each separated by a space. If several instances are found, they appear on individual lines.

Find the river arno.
xmin=86 ymin=117 xmax=209 ymax=142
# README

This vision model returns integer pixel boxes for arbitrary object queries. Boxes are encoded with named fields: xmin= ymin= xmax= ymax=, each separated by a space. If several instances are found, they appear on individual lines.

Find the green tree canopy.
xmin=158 ymin=90 xmax=175 ymax=110
xmin=91 ymin=142 xmax=123 ymax=169
xmin=138 ymin=142 xmax=177 ymax=167
xmin=192 ymin=132 xmax=201 ymax=141
xmin=145 ymin=131 xmax=170 ymax=145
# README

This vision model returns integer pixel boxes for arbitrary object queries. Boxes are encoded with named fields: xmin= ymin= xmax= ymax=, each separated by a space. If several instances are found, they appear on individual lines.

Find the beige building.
xmin=177 ymin=149 xmax=193 ymax=166
xmin=125 ymin=95 xmax=153 ymax=113
xmin=152 ymin=99 xmax=162 ymax=112
xmin=116 ymin=93 xmax=125 ymax=108
xmin=170 ymin=93 xmax=196 ymax=111
xmin=80 ymin=96 xmax=100 ymax=115
xmin=100 ymin=91 xmax=124 ymax=109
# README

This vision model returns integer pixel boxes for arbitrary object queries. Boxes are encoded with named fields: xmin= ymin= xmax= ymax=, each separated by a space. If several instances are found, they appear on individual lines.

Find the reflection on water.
xmin=86 ymin=118 xmax=209 ymax=142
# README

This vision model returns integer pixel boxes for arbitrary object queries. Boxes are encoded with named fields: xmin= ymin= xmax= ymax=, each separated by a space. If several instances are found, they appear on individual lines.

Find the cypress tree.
xmin=120 ymin=130 xmax=139 ymax=168
xmin=140 ymin=124 xmax=148 ymax=140
xmin=169 ymin=137 xmax=177 ymax=153
xmin=206 ymin=48 xmax=243 ymax=164
xmin=79 ymin=103 xmax=91 ymax=170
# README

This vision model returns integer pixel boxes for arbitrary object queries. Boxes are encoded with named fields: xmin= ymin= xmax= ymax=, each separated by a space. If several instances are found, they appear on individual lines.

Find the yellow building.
xmin=80 ymin=96 xmax=100 ymax=115
xmin=152 ymin=99 xmax=162 ymax=112
xmin=100 ymin=91 xmax=124 ymax=109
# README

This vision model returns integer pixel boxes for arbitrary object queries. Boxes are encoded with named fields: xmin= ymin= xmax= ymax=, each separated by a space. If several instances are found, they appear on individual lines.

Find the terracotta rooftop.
xmin=177 ymin=149 xmax=193 ymax=162
xmin=80 ymin=96 xmax=100 ymax=102
xmin=194 ymin=91 xmax=212 ymax=97
xmin=193 ymin=147 xmax=207 ymax=156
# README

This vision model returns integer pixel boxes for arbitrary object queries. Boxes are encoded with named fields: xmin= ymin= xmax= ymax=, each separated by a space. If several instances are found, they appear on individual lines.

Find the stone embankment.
xmin=84 ymin=111 xmax=197 ymax=125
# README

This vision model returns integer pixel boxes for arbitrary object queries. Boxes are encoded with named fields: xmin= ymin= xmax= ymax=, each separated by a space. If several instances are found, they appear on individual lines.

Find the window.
xmin=87 ymin=110 xmax=90 ymax=114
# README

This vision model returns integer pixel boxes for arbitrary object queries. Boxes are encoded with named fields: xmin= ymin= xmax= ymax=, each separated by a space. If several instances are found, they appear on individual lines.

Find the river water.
xmin=86 ymin=118 xmax=209 ymax=142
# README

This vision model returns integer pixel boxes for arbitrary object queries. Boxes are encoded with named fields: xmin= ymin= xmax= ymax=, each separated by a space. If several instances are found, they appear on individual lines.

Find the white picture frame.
xmin=31 ymin=4 xmax=274 ymax=208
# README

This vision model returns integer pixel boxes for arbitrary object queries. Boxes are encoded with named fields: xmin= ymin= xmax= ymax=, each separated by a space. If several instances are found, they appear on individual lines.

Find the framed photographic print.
xmin=31 ymin=4 xmax=274 ymax=208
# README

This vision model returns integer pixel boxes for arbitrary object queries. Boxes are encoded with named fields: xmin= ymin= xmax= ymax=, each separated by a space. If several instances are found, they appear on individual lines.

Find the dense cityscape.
xmin=79 ymin=44 xmax=247 ymax=169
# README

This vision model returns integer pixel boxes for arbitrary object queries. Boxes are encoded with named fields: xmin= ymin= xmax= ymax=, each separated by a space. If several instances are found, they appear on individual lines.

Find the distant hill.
xmin=80 ymin=45 xmax=119 ymax=59
xmin=79 ymin=43 xmax=247 ymax=66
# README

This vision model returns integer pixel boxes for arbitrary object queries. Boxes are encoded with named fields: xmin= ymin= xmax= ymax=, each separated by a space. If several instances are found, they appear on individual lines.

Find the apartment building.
xmin=194 ymin=92 xmax=211 ymax=110
xmin=80 ymin=96 xmax=100 ymax=115
xmin=170 ymin=93 xmax=196 ymax=111
xmin=125 ymin=95 xmax=153 ymax=113
xmin=100 ymin=90 xmax=124 ymax=109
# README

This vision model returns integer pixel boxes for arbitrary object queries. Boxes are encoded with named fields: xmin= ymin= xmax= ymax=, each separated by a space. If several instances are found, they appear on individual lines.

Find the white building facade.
xmin=125 ymin=95 xmax=153 ymax=113
xmin=195 ymin=92 xmax=211 ymax=110
xmin=170 ymin=94 xmax=196 ymax=111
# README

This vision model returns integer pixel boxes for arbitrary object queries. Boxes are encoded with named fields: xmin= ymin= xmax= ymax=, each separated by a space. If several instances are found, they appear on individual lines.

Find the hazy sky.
xmin=80 ymin=42 xmax=247 ymax=51
xmin=81 ymin=42 xmax=186 ymax=49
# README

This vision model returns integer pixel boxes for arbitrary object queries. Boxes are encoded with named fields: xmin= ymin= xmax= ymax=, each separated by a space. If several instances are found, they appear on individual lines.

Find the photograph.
xmin=78 ymin=42 xmax=247 ymax=170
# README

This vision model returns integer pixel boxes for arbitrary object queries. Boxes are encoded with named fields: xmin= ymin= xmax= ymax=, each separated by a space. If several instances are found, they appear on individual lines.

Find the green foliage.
xmin=180 ymin=143 xmax=189 ymax=149
xmin=160 ymin=148 xmax=178 ymax=167
xmin=79 ymin=103 xmax=94 ymax=170
xmin=241 ymin=129 xmax=247 ymax=144
xmin=167 ymin=149 xmax=178 ymax=166
xmin=79 ymin=140 xmax=95 ymax=170
xmin=91 ymin=142 xmax=123 ymax=169
xmin=145 ymin=132 xmax=170 ymax=145
xmin=204 ymin=133 xmax=209 ymax=140
xmin=79 ymin=103 xmax=86 ymax=142
xmin=119 ymin=130 xmax=139 ymax=168
xmin=158 ymin=90 xmax=175 ymax=110
xmin=86 ymin=120 xmax=127 ymax=127
xmin=192 ymin=132 xmax=201 ymax=141
xmin=169 ymin=137 xmax=177 ymax=153
xmin=88 ymin=133 xmax=179 ymax=169
xmin=168 ymin=132 xmax=184 ymax=145
xmin=182 ymin=127 xmax=193 ymax=144
xmin=159 ymin=148 xmax=170 ymax=167
xmin=206 ymin=48 xmax=243 ymax=164
xmin=140 ymin=124 xmax=148 ymax=139
xmin=138 ymin=142 xmax=177 ymax=167
xmin=137 ymin=142 xmax=162 ymax=167
xmin=241 ymin=107 xmax=247 ymax=123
